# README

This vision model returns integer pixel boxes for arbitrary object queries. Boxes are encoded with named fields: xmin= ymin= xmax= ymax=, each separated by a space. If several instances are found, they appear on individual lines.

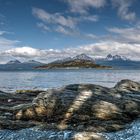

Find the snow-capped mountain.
xmin=72 ymin=53 xmax=94 ymax=62
xmin=51 ymin=57 xmax=72 ymax=64
xmin=2 ymin=53 xmax=140 ymax=70
xmin=95 ymin=54 xmax=140 ymax=69
xmin=52 ymin=53 xmax=94 ymax=64
xmin=36 ymin=53 xmax=110 ymax=69
xmin=105 ymin=54 xmax=129 ymax=61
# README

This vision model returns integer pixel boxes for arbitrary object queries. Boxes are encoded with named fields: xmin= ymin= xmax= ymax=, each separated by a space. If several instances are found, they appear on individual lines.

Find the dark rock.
xmin=0 ymin=80 xmax=140 ymax=134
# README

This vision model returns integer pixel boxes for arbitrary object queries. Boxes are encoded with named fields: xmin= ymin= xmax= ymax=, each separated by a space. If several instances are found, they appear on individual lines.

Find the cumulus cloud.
xmin=0 ymin=46 xmax=68 ymax=62
xmin=63 ymin=41 xmax=140 ymax=60
xmin=1 ymin=41 xmax=140 ymax=63
xmin=111 ymin=0 xmax=136 ymax=21
xmin=3 ymin=47 xmax=44 ymax=58
xmin=65 ymin=0 xmax=106 ymax=14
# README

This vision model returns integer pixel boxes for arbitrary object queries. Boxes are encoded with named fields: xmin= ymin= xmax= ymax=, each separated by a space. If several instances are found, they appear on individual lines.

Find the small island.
xmin=36 ymin=54 xmax=112 ymax=69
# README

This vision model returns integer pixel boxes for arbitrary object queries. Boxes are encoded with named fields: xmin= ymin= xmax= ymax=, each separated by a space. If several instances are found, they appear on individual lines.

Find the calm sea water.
xmin=0 ymin=69 xmax=140 ymax=92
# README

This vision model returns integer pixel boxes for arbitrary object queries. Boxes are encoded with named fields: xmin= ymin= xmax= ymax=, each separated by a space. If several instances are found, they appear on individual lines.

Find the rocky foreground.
xmin=0 ymin=80 xmax=140 ymax=140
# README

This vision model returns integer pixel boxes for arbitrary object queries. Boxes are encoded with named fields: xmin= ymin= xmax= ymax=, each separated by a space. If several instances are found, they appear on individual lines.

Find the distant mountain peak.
xmin=24 ymin=60 xmax=42 ymax=64
xmin=73 ymin=53 xmax=94 ymax=62
xmin=51 ymin=53 xmax=95 ymax=64
xmin=106 ymin=54 xmax=128 ymax=61
xmin=106 ymin=54 xmax=113 ymax=60
xmin=7 ymin=60 xmax=21 ymax=64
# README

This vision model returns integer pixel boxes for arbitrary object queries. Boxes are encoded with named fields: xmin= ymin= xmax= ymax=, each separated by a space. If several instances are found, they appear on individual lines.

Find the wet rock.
xmin=114 ymin=79 xmax=140 ymax=93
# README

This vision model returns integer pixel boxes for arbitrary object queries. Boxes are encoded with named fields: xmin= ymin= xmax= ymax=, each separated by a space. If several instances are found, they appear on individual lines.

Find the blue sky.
xmin=0 ymin=0 xmax=140 ymax=63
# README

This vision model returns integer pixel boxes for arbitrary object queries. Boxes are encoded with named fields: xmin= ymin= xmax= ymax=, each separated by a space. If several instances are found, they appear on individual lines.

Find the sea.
xmin=0 ymin=69 xmax=140 ymax=92
xmin=0 ymin=69 xmax=140 ymax=140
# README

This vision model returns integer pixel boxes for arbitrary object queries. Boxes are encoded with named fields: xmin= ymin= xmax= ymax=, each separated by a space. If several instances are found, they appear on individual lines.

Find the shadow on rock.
xmin=0 ymin=79 xmax=140 ymax=134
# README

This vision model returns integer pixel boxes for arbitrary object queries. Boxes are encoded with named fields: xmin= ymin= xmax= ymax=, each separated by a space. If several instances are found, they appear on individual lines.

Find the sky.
xmin=0 ymin=0 xmax=140 ymax=63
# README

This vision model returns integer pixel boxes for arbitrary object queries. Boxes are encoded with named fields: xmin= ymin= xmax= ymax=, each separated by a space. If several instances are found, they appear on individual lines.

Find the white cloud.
xmin=107 ymin=26 xmax=140 ymax=43
xmin=65 ymin=0 xmax=106 ymax=14
xmin=81 ymin=15 xmax=98 ymax=22
xmin=55 ymin=26 xmax=75 ymax=35
xmin=32 ymin=7 xmax=98 ymax=36
xmin=0 ymin=30 xmax=19 ymax=51
xmin=0 ymin=37 xmax=19 ymax=49
xmin=0 ymin=46 xmax=67 ymax=63
xmin=0 ymin=31 xmax=6 ymax=35
xmin=64 ymin=41 xmax=140 ymax=60
xmin=32 ymin=8 xmax=76 ymax=29
xmin=85 ymin=34 xmax=97 ymax=39
xmin=1 ymin=41 xmax=140 ymax=63
xmin=3 ymin=47 xmax=43 ymax=58
xmin=65 ymin=0 xmax=136 ymax=21
xmin=111 ymin=0 xmax=136 ymax=21
xmin=0 ymin=31 xmax=12 ymax=36
xmin=37 ymin=23 xmax=50 ymax=31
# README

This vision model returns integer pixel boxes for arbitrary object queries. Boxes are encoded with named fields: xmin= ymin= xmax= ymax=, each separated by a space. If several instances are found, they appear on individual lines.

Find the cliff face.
xmin=0 ymin=79 xmax=140 ymax=134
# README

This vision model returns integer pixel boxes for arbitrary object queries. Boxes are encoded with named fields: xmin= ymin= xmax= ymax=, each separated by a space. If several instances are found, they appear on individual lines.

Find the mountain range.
xmin=0 ymin=53 xmax=140 ymax=70
xmin=0 ymin=60 xmax=44 ymax=71
xmin=104 ymin=54 xmax=129 ymax=61
xmin=51 ymin=54 xmax=95 ymax=64
xmin=96 ymin=54 xmax=140 ymax=69
xmin=42 ymin=53 xmax=140 ymax=70
xmin=36 ymin=54 xmax=111 ymax=69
